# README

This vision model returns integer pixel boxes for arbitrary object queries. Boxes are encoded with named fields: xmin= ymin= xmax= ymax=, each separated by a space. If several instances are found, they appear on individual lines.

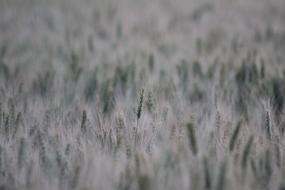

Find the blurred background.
xmin=1 ymin=0 xmax=285 ymax=74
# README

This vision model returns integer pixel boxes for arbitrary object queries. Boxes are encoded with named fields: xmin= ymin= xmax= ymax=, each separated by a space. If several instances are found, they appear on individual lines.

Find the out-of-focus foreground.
xmin=0 ymin=0 xmax=285 ymax=189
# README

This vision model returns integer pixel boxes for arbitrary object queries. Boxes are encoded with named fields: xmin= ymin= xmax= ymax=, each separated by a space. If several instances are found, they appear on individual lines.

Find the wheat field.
xmin=0 ymin=0 xmax=285 ymax=189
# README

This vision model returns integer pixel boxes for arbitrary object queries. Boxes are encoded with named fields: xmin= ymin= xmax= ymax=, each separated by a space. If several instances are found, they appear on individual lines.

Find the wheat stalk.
xmin=203 ymin=157 xmax=211 ymax=189
xmin=186 ymin=123 xmax=198 ymax=155
xmin=216 ymin=161 xmax=227 ymax=190
xmin=229 ymin=120 xmax=242 ymax=152
xmin=241 ymin=136 xmax=254 ymax=169
xmin=81 ymin=110 xmax=87 ymax=133
xmin=136 ymin=89 xmax=144 ymax=127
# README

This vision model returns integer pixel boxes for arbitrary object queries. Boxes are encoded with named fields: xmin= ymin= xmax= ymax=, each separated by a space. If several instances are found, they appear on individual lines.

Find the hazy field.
xmin=0 ymin=0 xmax=285 ymax=189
